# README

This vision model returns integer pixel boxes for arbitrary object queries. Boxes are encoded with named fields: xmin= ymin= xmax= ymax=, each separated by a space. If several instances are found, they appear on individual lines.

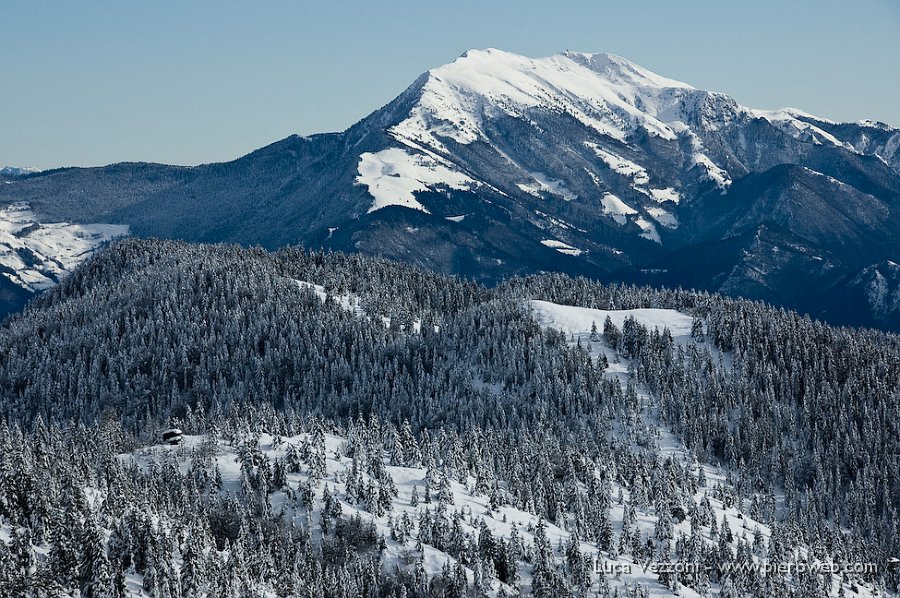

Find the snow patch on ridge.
xmin=646 ymin=187 xmax=681 ymax=204
xmin=540 ymin=239 xmax=583 ymax=256
xmin=586 ymin=142 xmax=683 ymax=208
xmin=356 ymin=148 xmax=476 ymax=214
xmin=635 ymin=216 xmax=661 ymax=243
xmin=751 ymin=109 xmax=856 ymax=150
xmin=587 ymin=143 xmax=651 ymax=186
xmin=516 ymin=171 xmax=577 ymax=201
xmin=646 ymin=206 xmax=679 ymax=229
xmin=692 ymin=152 xmax=731 ymax=188
xmin=682 ymin=130 xmax=732 ymax=189
xmin=600 ymin=193 xmax=637 ymax=224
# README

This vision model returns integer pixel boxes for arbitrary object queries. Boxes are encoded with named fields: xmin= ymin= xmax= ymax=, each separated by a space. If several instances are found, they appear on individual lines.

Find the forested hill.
xmin=0 ymin=239 xmax=898 ymax=596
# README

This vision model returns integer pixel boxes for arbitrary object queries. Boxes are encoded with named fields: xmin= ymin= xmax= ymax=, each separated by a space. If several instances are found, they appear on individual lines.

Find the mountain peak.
xmin=392 ymin=48 xmax=704 ymax=153
xmin=433 ymin=48 xmax=692 ymax=93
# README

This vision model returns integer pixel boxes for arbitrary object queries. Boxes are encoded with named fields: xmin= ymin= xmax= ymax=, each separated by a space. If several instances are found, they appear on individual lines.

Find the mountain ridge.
xmin=2 ymin=48 xmax=900 ymax=329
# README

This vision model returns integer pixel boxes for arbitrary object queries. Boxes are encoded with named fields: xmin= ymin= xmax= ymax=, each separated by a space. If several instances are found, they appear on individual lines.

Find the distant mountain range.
xmin=0 ymin=166 xmax=41 ymax=178
xmin=3 ymin=49 xmax=900 ymax=329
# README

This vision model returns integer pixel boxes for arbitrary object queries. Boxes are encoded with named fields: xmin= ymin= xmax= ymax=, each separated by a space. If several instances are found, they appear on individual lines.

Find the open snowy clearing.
xmin=530 ymin=300 xmax=694 ymax=341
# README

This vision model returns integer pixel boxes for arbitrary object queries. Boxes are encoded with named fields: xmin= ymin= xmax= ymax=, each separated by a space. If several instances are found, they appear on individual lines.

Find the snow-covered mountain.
xmin=2 ymin=49 xmax=900 ymax=329
xmin=0 ymin=166 xmax=41 ymax=178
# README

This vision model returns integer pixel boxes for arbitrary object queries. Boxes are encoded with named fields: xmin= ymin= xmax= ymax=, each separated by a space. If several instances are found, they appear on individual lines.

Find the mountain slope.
xmin=3 ymin=49 xmax=900 ymax=329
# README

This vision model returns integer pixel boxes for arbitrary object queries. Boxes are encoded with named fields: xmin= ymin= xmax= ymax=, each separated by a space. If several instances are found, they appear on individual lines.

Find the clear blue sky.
xmin=2 ymin=0 xmax=898 ymax=170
